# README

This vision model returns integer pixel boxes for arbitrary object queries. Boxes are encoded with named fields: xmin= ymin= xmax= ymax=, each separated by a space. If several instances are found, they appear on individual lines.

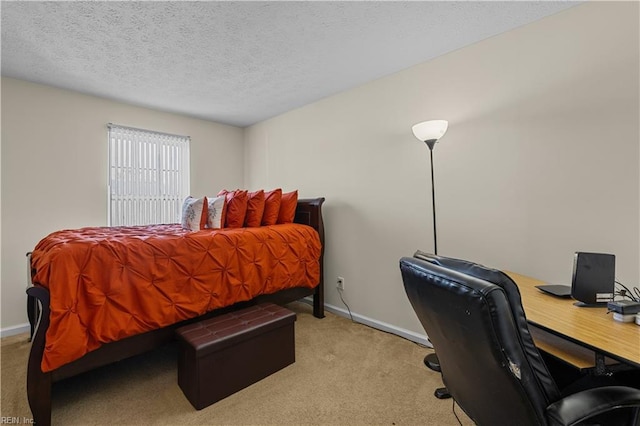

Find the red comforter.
xmin=31 ymin=223 xmax=321 ymax=372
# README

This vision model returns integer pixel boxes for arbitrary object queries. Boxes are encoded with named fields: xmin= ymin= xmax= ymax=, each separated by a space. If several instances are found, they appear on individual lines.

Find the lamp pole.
xmin=425 ymin=139 xmax=438 ymax=255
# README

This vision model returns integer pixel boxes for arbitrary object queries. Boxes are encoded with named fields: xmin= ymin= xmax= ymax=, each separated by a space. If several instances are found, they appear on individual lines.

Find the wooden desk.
xmin=506 ymin=272 xmax=640 ymax=370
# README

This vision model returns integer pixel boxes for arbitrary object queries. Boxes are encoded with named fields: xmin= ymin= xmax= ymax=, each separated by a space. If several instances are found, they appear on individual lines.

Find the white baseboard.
xmin=300 ymin=297 xmax=433 ymax=348
xmin=2 ymin=300 xmax=433 ymax=347
xmin=0 ymin=323 xmax=30 ymax=338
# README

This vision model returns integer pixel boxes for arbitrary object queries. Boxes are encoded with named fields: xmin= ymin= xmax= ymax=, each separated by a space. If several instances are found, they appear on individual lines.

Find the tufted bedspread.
xmin=31 ymin=223 xmax=321 ymax=372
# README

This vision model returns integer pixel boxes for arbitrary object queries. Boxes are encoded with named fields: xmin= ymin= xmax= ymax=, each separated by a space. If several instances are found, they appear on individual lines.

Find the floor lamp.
xmin=411 ymin=119 xmax=448 ymax=255
xmin=411 ymin=119 xmax=451 ymax=400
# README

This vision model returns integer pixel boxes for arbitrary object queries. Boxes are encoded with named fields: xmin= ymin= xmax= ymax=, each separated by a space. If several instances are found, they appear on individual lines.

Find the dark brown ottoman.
xmin=175 ymin=303 xmax=296 ymax=410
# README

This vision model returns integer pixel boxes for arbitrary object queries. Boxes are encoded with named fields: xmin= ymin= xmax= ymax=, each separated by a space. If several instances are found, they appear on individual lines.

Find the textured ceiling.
xmin=1 ymin=1 xmax=580 ymax=127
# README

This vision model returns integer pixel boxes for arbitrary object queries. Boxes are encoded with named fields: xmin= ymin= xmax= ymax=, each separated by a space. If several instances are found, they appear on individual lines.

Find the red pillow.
xmin=261 ymin=188 xmax=282 ymax=226
xmin=217 ymin=189 xmax=248 ymax=228
xmin=278 ymin=190 xmax=298 ymax=224
xmin=244 ymin=190 xmax=266 ymax=227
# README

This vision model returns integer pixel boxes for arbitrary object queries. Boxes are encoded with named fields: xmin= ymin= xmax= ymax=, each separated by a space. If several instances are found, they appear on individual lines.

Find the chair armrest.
xmin=546 ymin=385 xmax=640 ymax=426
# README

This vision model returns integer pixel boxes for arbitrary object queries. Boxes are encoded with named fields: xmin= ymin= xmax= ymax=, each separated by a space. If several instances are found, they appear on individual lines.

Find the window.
xmin=108 ymin=124 xmax=190 ymax=226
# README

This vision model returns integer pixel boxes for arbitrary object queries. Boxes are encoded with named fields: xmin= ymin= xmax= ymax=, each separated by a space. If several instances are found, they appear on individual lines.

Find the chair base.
xmin=424 ymin=353 xmax=451 ymax=399
xmin=424 ymin=353 xmax=441 ymax=372
xmin=435 ymin=387 xmax=452 ymax=399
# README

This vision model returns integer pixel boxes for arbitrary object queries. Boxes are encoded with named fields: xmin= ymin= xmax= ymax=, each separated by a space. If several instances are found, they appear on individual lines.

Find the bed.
xmin=25 ymin=197 xmax=325 ymax=426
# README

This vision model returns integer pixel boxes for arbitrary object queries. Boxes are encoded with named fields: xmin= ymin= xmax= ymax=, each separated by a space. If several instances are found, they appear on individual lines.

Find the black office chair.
xmin=400 ymin=255 xmax=640 ymax=426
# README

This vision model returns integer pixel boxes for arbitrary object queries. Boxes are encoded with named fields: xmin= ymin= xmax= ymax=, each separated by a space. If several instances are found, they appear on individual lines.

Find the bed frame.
xmin=25 ymin=197 xmax=325 ymax=426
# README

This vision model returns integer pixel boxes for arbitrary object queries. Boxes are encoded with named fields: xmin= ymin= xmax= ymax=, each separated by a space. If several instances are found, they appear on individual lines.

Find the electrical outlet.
xmin=337 ymin=276 xmax=345 ymax=291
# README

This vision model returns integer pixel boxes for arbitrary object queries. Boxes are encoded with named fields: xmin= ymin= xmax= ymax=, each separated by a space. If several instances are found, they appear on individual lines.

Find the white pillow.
xmin=181 ymin=196 xmax=207 ymax=231
xmin=206 ymin=195 xmax=226 ymax=229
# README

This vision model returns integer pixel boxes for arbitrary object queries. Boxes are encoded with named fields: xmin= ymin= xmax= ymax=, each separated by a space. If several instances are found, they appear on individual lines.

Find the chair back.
xmin=400 ymin=255 xmax=561 ymax=425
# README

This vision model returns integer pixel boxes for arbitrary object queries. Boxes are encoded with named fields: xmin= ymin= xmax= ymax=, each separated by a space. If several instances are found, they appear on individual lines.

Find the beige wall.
xmin=245 ymin=2 xmax=640 ymax=336
xmin=1 ymin=78 xmax=244 ymax=329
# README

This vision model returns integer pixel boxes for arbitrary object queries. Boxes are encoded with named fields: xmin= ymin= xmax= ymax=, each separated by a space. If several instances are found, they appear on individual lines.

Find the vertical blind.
xmin=108 ymin=124 xmax=190 ymax=226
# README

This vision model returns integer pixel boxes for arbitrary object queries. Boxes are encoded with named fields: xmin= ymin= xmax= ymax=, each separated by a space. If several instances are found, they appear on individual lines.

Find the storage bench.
xmin=175 ymin=303 xmax=296 ymax=410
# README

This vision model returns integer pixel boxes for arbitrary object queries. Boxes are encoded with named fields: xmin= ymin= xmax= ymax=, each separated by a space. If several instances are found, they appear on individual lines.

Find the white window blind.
xmin=108 ymin=124 xmax=190 ymax=226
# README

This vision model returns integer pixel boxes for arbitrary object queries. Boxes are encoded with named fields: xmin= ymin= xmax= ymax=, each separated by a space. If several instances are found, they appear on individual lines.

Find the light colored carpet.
xmin=1 ymin=302 xmax=472 ymax=425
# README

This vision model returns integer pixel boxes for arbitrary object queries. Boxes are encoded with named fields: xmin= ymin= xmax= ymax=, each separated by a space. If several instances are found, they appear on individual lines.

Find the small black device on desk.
xmin=607 ymin=300 xmax=640 ymax=315
xmin=607 ymin=300 xmax=640 ymax=323
xmin=571 ymin=252 xmax=615 ymax=307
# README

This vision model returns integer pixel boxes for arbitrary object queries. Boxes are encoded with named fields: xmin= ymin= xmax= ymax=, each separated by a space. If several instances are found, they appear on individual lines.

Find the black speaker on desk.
xmin=571 ymin=252 xmax=615 ymax=307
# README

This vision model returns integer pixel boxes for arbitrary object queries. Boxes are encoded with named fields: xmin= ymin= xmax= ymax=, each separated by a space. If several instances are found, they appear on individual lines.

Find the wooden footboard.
xmin=26 ymin=197 xmax=325 ymax=426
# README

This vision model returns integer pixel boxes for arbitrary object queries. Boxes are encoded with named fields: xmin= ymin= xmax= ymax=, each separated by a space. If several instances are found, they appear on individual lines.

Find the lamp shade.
xmin=412 ymin=120 xmax=448 ymax=143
